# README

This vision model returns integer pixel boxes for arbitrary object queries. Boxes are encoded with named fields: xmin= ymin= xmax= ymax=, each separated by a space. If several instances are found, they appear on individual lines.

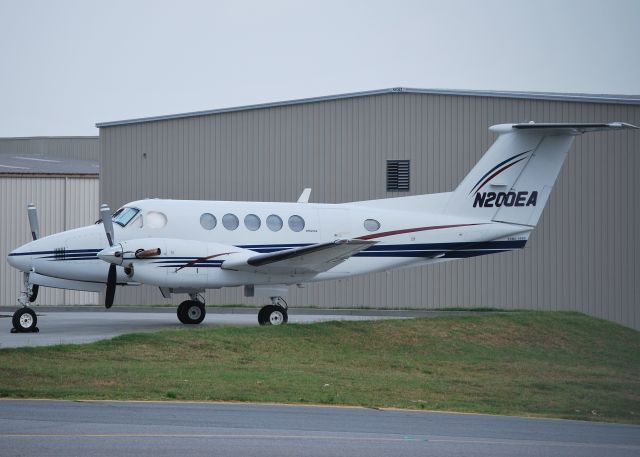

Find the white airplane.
xmin=6 ymin=122 xmax=638 ymax=332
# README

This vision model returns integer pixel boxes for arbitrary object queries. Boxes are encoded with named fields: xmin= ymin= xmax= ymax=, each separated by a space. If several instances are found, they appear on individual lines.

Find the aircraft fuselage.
xmin=8 ymin=198 xmax=530 ymax=290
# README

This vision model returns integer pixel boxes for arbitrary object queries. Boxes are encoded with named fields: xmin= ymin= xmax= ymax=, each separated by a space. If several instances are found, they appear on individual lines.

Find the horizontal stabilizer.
xmin=508 ymin=122 xmax=638 ymax=134
xmin=222 ymin=239 xmax=376 ymax=275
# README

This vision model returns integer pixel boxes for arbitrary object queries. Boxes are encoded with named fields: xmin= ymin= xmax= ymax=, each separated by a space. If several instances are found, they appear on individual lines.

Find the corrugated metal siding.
xmin=99 ymin=93 xmax=640 ymax=329
xmin=0 ymin=176 xmax=99 ymax=306
xmin=0 ymin=137 xmax=99 ymax=161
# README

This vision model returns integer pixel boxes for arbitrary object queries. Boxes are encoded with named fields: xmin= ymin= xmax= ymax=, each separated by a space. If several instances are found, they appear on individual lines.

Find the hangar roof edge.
xmin=0 ymin=136 xmax=98 ymax=140
xmin=96 ymin=87 xmax=640 ymax=128
xmin=0 ymin=153 xmax=99 ymax=176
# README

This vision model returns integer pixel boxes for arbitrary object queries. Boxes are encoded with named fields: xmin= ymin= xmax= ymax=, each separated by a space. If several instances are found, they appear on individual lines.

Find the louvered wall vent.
xmin=386 ymin=160 xmax=410 ymax=191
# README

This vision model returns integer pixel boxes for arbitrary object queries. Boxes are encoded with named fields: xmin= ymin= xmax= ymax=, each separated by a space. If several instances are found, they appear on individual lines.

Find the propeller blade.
xmin=29 ymin=284 xmax=39 ymax=302
xmin=27 ymin=204 xmax=39 ymax=240
xmin=105 ymin=264 xmax=116 ymax=309
xmin=100 ymin=204 xmax=115 ymax=246
xmin=135 ymin=248 xmax=161 ymax=259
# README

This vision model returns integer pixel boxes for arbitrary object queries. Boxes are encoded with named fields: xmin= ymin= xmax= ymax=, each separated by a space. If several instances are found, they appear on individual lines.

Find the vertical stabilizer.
xmin=445 ymin=122 xmax=637 ymax=227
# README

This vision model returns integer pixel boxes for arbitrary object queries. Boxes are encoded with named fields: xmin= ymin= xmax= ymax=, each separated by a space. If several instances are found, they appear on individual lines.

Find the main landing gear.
xmin=11 ymin=275 xmax=39 ymax=333
xmin=258 ymin=297 xmax=288 ymax=326
xmin=177 ymin=294 xmax=206 ymax=325
xmin=174 ymin=294 xmax=289 ymax=326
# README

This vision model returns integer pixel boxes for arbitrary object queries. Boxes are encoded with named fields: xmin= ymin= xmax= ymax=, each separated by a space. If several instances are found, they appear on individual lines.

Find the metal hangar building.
xmin=96 ymin=88 xmax=640 ymax=329
xmin=0 ymin=137 xmax=99 ymax=306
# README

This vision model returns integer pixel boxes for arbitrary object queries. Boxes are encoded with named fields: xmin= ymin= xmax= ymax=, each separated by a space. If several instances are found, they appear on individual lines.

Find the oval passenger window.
xmin=266 ymin=214 xmax=283 ymax=231
xmin=288 ymin=215 xmax=305 ymax=232
xmin=146 ymin=211 xmax=168 ymax=229
xmin=244 ymin=214 xmax=261 ymax=231
xmin=222 ymin=213 xmax=239 ymax=230
xmin=364 ymin=219 xmax=380 ymax=232
xmin=200 ymin=213 xmax=216 ymax=230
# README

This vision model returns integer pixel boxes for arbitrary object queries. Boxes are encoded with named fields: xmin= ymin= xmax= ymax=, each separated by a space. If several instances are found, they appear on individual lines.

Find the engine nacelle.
xmin=98 ymin=238 xmax=252 ymax=288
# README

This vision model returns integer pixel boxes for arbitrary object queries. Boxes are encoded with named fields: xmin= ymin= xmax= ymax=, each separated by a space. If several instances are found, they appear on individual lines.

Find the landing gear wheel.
xmin=12 ymin=308 xmax=38 ymax=333
xmin=177 ymin=300 xmax=206 ymax=325
xmin=258 ymin=305 xmax=288 ymax=326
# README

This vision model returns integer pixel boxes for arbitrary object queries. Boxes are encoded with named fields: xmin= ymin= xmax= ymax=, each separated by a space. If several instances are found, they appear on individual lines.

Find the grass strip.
xmin=0 ymin=311 xmax=638 ymax=423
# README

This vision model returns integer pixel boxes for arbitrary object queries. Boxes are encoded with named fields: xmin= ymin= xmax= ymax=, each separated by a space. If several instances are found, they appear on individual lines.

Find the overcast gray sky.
xmin=1 ymin=0 xmax=638 ymax=136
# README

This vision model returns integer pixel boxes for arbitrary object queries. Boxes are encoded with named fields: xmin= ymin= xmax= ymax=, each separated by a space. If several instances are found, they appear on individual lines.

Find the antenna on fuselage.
xmin=297 ymin=188 xmax=312 ymax=203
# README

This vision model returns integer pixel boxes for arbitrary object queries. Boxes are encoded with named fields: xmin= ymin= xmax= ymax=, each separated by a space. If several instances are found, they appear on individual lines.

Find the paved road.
xmin=0 ymin=400 xmax=638 ymax=457
xmin=0 ymin=308 xmax=409 ymax=348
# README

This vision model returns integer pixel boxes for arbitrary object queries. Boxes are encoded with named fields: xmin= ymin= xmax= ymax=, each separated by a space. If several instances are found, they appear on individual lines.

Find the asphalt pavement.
xmin=0 ymin=400 xmax=638 ymax=457
xmin=0 ymin=307 xmax=417 ymax=348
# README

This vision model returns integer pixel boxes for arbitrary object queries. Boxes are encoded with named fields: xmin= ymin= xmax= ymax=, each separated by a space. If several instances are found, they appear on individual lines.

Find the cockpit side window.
xmin=112 ymin=207 xmax=140 ymax=227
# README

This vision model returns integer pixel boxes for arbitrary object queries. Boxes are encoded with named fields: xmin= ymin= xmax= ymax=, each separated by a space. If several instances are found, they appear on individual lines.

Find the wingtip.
xmin=608 ymin=122 xmax=640 ymax=129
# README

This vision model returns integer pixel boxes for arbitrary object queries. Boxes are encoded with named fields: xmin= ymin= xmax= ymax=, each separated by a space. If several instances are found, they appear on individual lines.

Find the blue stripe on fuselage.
xmin=9 ymin=248 xmax=101 ymax=257
xmin=14 ymin=240 xmax=527 ymax=267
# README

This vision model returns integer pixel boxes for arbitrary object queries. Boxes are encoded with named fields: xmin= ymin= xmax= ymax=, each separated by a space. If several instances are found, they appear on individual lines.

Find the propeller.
xmin=99 ymin=204 xmax=117 ymax=309
xmin=26 ymin=204 xmax=40 ymax=301
xmin=100 ymin=204 xmax=115 ymax=247
xmin=27 ymin=203 xmax=39 ymax=240
xmin=105 ymin=262 xmax=117 ymax=309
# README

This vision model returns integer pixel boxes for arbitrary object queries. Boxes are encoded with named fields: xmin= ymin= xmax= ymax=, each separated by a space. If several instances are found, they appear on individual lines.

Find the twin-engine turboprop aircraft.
xmin=7 ymin=122 xmax=638 ymax=332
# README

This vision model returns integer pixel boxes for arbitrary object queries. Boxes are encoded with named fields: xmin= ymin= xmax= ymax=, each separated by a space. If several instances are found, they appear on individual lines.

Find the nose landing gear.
xmin=258 ymin=297 xmax=289 ymax=326
xmin=11 ymin=273 xmax=40 ymax=333
xmin=11 ymin=308 xmax=38 ymax=333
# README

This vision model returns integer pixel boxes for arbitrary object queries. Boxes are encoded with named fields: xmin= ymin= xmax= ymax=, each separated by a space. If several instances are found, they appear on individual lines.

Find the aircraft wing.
xmin=221 ymin=239 xmax=376 ymax=275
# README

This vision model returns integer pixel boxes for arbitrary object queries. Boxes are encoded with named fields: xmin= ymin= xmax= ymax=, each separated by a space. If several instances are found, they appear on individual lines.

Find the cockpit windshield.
xmin=112 ymin=207 xmax=140 ymax=227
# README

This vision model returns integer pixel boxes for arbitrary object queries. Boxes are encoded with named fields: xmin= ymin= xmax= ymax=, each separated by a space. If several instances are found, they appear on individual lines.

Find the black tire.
xmin=257 ymin=306 xmax=270 ymax=325
xmin=258 ymin=305 xmax=288 ymax=326
xmin=12 ymin=308 xmax=37 ymax=332
xmin=29 ymin=285 xmax=39 ymax=302
xmin=177 ymin=300 xmax=205 ymax=325
xmin=177 ymin=301 xmax=188 ymax=323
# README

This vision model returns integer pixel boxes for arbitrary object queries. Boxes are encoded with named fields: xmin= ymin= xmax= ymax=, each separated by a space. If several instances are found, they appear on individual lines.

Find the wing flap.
xmin=222 ymin=239 xmax=375 ymax=275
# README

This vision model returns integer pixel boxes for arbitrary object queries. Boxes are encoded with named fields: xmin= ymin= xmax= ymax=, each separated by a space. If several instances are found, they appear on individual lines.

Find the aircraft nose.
xmin=7 ymin=243 xmax=33 ymax=272
xmin=97 ymin=244 xmax=123 ymax=265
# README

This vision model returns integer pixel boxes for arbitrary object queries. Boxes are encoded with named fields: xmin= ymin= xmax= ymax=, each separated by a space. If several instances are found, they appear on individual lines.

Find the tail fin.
xmin=445 ymin=122 xmax=638 ymax=226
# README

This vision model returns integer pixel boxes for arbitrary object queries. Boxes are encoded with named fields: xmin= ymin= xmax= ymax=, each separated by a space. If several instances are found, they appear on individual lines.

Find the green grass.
xmin=0 ymin=311 xmax=639 ymax=424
